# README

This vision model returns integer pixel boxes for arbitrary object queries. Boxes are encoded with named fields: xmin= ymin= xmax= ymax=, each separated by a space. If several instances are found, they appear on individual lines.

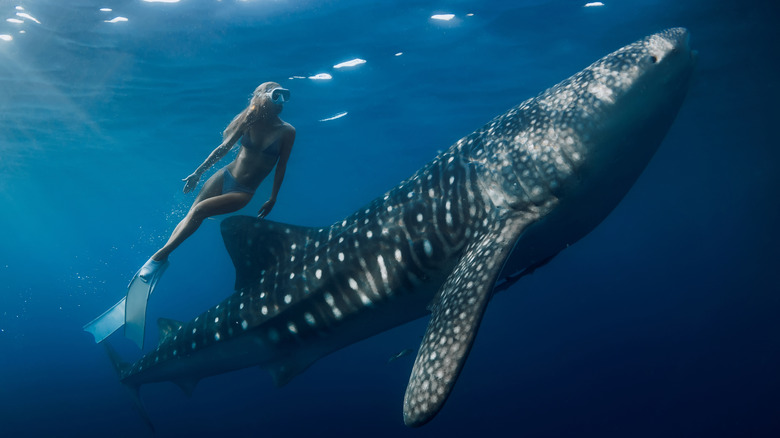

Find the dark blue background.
xmin=1 ymin=0 xmax=778 ymax=436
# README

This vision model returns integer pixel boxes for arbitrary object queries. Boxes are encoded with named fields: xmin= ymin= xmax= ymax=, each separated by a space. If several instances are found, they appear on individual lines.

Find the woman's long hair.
xmin=222 ymin=82 xmax=281 ymax=142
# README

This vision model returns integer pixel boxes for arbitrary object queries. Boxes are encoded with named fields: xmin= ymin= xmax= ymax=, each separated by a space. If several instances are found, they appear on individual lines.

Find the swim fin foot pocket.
xmin=138 ymin=258 xmax=166 ymax=283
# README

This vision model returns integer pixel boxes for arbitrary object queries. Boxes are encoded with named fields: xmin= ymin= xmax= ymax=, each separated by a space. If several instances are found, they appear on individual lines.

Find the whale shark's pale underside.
xmin=107 ymin=28 xmax=695 ymax=427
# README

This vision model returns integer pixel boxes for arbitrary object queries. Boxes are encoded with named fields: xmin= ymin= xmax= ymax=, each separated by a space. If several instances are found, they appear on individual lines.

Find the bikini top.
xmin=242 ymin=132 xmax=281 ymax=158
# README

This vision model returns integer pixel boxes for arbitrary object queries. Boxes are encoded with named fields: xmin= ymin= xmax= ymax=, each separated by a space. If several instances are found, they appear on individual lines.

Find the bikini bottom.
xmin=221 ymin=168 xmax=255 ymax=195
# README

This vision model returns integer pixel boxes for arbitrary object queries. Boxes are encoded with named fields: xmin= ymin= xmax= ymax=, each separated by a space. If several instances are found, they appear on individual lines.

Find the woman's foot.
xmin=139 ymin=257 xmax=167 ymax=283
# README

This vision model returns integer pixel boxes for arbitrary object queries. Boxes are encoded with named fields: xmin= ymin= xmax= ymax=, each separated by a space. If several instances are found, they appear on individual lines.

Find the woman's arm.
xmin=182 ymin=131 xmax=242 ymax=193
xmin=258 ymin=125 xmax=296 ymax=218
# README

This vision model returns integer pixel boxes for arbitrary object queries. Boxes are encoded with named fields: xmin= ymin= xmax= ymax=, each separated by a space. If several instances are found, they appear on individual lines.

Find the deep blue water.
xmin=1 ymin=0 xmax=778 ymax=436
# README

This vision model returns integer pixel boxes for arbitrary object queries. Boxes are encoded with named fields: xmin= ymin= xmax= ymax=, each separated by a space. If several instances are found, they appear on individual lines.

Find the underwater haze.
xmin=1 ymin=0 xmax=779 ymax=437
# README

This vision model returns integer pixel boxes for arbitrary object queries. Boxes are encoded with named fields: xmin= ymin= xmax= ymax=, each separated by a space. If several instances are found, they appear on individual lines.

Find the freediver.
xmin=85 ymin=82 xmax=295 ymax=348
xmin=139 ymin=82 xmax=295 ymax=281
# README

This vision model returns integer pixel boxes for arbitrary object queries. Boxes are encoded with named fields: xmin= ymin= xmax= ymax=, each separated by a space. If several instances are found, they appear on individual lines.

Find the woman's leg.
xmin=151 ymin=172 xmax=252 ymax=261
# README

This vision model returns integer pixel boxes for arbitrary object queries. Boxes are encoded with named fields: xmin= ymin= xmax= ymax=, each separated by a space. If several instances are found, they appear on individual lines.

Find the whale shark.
xmin=106 ymin=28 xmax=695 ymax=427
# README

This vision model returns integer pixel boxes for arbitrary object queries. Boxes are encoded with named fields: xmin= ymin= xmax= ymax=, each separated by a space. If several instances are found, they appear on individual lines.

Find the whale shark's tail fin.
xmin=104 ymin=343 xmax=155 ymax=432
xmin=220 ymin=215 xmax=328 ymax=292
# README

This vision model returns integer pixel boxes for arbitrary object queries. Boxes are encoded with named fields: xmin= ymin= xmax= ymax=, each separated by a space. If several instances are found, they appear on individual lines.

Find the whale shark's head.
xmin=626 ymin=27 xmax=696 ymax=97
xmin=564 ymin=27 xmax=696 ymax=188
xmin=479 ymin=28 xmax=696 ymax=214
xmin=589 ymin=27 xmax=696 ymax=105
xmin=556 ymin=27 xmax=696 ymax=205
xmin=579 ymin=27 xmax=696 ymax=160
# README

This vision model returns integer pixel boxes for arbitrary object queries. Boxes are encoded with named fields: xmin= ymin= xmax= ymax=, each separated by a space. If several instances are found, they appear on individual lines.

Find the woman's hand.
xmin=258 ymin=198 xmax=276 ymax=219
xmin=182 ymin=173 xmax=201 ymax=193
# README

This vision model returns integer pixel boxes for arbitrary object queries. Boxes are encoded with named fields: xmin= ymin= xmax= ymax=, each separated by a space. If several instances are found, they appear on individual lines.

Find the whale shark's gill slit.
xmin=433 ymin=155 xmax=467 ymax=248
xmin=438 ymin=157 xmax=461 ymax=235
xmin=380 ymin=211 xmax=426 ymax=288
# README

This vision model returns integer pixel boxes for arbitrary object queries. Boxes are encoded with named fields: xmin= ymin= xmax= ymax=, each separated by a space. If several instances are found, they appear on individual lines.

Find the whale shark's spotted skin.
xmin=113 ymin=28 xmax=695 ymax=427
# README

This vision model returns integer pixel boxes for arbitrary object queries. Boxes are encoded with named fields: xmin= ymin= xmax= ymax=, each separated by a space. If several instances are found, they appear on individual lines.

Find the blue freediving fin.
xmin=83 ymin=296 xmax=126 ymax=343
xmin=124 ymin=260 xmax=169 ymax=349
xmin=83 ymin=260 xmax=169 ymax=346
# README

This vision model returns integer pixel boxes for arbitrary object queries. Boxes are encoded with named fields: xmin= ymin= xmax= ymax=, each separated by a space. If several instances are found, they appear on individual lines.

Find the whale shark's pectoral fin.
xmin=403 ymin=217 xmax=527 ymax=427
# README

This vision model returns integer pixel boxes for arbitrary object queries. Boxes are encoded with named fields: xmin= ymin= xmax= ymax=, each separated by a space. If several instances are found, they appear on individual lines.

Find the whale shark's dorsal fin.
xmin=221 ymin=216 xmax=327 ymax=292
xmin=403 ymin=216 xmax=531 ymax=427
xmin=221 ymin=215 xmax=330 ymax=387
xmin=157 ymin=318 xmax=184 ymax=345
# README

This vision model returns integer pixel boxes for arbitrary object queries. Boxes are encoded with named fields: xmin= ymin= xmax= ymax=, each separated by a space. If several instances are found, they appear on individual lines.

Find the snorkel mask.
xmin=266 ymin=87 xmax=290 ymax=105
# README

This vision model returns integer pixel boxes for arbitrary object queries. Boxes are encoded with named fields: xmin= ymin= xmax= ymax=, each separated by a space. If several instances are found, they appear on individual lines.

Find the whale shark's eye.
xmin=649 ymin=55 xmax=658 ymax=63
